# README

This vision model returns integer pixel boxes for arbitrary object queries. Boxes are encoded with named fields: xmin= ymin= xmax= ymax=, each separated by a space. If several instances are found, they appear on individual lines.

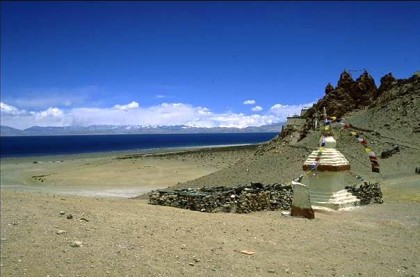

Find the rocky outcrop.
xmin=377 ymin=73 xmax=397 ymax=96
xmin=325 ymin=83 xmax=334 ymax=94
xmin=337 ymin=71 xmax=354 ymax=90
xmin=311 ymin=70 xmax=378 ymax=119
xmin=299 ymin=71 xmax=420 ymax=141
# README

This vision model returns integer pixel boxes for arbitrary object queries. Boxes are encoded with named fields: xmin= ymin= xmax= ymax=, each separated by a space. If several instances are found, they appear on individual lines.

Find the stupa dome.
xmin=303 ymin=148 xmax=350 ymax=171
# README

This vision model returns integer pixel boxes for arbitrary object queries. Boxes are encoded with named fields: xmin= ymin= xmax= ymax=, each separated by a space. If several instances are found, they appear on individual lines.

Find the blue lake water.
xmin=0 ymin=133 xmax=278 ymax=158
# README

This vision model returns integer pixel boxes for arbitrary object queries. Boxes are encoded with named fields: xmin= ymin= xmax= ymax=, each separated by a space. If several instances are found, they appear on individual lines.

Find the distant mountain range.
xmin=0 ymin=123 xmax=284 ymax=136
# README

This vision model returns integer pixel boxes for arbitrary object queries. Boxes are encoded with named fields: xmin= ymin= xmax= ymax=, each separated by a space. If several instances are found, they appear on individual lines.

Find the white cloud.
xmin=1 ymin=102 xmax=25 ymax=115
xmin=1 ymin=104 xmax=72 ymax=129
xmin=269 ymin=102 xmax=314 ymax=120
xmin=243 ymin=99 xmax=256 ymax=105
xmin=252 ymin=106 xmax=263 ymax=112
xmin=207 ymin=113 xmax=276 ymax=129
xmin=4 ymin=86 xmax=97 ymax=109
xmin=113 ymin=101 xmax=139 ymax=111
xmin=0 ymin=100 xmax=314 ymax=130
xmin=34 ymin=107 xmax=72 ymax=127
xmin=35 ymin=107 xmax=64 ymax=119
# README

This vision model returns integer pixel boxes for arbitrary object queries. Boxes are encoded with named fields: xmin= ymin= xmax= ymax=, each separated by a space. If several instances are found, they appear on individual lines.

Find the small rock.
xmin=66 ymin=214 xmax=73 ymax=219
xmin=60 ymin=211 xmax=65 ymax=215
xmin=281 ymin=211 xmax=291 ymax=217
xmin=240 ymin=250 xmax=255 ymax=255
xmin=189 ymin=262 xmax=194 ymax=266
xmin=69 ymin=241 xmax=82 ymax=247
xmin=267 ymin=269 xmax=276 ymax=274
xmin=80 ymin=217 xmax=89 ymax=222
xmin=56 ymin=230 xmax=67 ymax=235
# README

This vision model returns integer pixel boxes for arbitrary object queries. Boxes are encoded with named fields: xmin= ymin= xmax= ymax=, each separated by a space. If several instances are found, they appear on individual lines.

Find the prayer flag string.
xmin=324 ymin=116 xmax=380 ymax=173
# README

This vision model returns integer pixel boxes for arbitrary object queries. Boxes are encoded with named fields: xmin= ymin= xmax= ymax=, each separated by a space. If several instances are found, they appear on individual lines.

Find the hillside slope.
xmin=175 ymin=72 xmax=420 ymax=190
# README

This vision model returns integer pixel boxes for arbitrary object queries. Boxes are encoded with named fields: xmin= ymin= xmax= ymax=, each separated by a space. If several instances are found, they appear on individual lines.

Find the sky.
xmin=1 ymin=1 xmax=419 ymax=130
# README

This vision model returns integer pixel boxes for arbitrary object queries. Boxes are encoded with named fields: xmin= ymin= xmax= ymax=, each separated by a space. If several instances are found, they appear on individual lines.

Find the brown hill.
xmin=175 ymin=71 xmax=420 ymax=189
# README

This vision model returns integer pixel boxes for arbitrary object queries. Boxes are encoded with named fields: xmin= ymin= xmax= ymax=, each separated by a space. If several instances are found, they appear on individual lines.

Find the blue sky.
xmin=1 ymin=1 xmax=419 ymax=129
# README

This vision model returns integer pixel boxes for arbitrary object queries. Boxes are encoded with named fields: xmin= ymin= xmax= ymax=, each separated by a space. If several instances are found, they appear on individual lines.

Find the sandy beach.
xmin=0 ymin=145 xmax=257 ymax=198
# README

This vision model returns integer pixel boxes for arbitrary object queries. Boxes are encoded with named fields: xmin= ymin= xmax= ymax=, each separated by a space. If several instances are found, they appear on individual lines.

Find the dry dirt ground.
xmin=1 ymin=145 xmax=419 ymax=276
xmin=0 ymin=177 xmax=419 ymax=277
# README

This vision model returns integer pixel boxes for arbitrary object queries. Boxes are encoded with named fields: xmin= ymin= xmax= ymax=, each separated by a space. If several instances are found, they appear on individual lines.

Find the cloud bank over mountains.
xmin=1 ymin=100 xmax=313 ymax=130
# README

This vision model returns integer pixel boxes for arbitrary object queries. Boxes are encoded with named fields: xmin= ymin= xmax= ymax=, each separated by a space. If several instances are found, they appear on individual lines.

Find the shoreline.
xmin=0 ymin=143 xmax=261 ymax=162
xmin=0 ymin=143 xmax=258 ymax=198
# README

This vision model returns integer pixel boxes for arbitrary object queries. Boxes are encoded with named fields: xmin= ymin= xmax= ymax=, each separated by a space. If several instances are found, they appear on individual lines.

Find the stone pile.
xmin=149 ymin=183 xmax=293 ymax=213
xmin=381 ymin=145 xmax=400 ymax=159
xmin=345 ymin=182 xmax=384 ymax=205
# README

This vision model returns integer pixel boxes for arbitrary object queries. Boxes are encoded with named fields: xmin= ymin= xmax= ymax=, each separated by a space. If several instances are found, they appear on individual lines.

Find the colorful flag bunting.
xmin=322 ymin=113 xmax=380 ymax=173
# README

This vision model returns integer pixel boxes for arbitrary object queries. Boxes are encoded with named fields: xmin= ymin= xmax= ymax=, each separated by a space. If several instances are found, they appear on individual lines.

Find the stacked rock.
xmin=149 ymin=183 xmax=293 ymax=213
xmin=345 ymin=182 xmax=384 ymax=205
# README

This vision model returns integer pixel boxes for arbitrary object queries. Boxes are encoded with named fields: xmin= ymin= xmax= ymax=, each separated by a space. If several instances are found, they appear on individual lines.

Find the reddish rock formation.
xmin=377 ymin=73 xmax=397 ymax=97
xmin=337 ymin=71 xmax=354 ymax=90
xmin=304 ymin=70 xmax=378 ymax=122
xmin=325 ymin=83 xmax=334 ymax=94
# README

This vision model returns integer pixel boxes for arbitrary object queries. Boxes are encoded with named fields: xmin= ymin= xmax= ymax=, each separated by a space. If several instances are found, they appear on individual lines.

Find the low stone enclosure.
xmin=149 ymin=182 xmax=383 ymax=213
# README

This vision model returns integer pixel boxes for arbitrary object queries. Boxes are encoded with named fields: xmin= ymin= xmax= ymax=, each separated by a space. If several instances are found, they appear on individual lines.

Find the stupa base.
xmin=308 ymin=189 xmax=360 ymax=210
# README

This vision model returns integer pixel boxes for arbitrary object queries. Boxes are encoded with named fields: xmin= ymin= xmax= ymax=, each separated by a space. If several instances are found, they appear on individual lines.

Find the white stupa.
xmin=302 ymin=135 xmax=360 ymax=210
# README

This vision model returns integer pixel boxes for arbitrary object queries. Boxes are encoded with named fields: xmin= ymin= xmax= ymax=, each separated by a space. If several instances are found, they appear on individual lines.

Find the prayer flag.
xmin=370 ymin=160 xmax=379 ymax=166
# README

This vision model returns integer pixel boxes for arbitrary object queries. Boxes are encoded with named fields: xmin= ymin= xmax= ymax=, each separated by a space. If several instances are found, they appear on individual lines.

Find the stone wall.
xmin=345 ymin=182 xmax=384 ymax=205
xmin=149 ymin=181 xmax=384 ymax=213
xmin=149 ymin=183 xmax=293 ymax=213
